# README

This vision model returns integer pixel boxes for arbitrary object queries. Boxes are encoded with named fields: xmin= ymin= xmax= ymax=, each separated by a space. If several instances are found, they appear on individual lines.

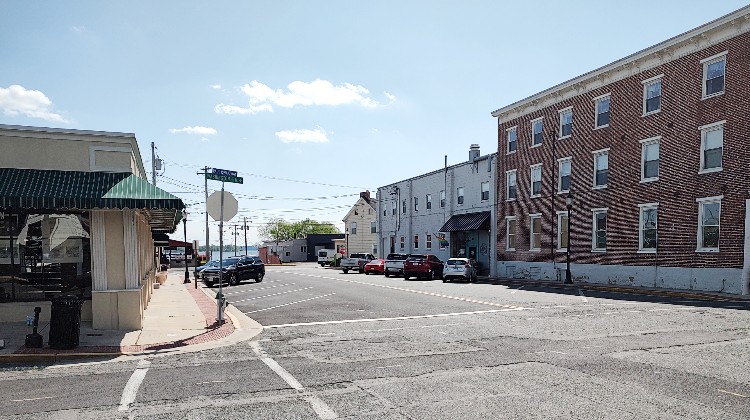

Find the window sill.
xmin=696 ymin=248 xmax=720 ymax=253
xmin=557 ymin=190 xmax=570 ymax=195
xmin=529 ymin=248 xmax=541 ymax=253
xmin=642 ymin=109 xmax=661 ymax=117
xmin=592 ymin=185 xmax=608 ymax=190
xmin=640 ymin=177 xmax=658 ymax=184
xmin=558 ymin=135 xmax=571 ymax=140
xmin=698 ymin=167 xmax=722 ymax=175
xmin=637 ymin=249 xmax=657 ymax=254
xmin=530 ymin=143 xmax=542 ymax=149
xmin=556 ymin=248 xmax=568 ymax=253
xmin=506 ymin=198 xmax=517 ymax=202
xmin=701 ymin=91 xmax=725 ymax=101
xmin=530 ymin=194 xmax=542 ymax=199
xmin=591 ymin=249 xmax=606 ymax=253
xmin=506 ymin=248 xmax=516 ymax=252
xmin=594 ymin=124 xmax=609 ymax=130
xmin=506 ymin=150 xmax=517 ymax=155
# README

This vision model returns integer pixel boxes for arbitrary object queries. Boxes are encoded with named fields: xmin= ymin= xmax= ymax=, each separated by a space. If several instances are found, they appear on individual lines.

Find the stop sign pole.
xmin=205 ymin=168 xmax=242 ymax=324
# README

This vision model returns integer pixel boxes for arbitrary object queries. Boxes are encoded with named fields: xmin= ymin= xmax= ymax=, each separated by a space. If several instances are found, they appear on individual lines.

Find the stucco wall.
xmin=104 ymin=212 xmax=126 ymax=290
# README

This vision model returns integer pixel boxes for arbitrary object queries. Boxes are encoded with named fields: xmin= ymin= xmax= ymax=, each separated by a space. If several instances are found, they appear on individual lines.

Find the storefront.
xmin=439 ymin=211 xmax=492 ymax=274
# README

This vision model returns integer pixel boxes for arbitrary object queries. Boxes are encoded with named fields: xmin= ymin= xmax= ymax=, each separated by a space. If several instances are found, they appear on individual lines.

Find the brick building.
xmin=491 ymin=6 xmax=750 ymax=294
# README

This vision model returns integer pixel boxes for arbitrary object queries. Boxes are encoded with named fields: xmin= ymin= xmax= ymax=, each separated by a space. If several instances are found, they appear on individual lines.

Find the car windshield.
xmin=220 ymin=259 xmax=238 ymax=266
xmin=386 ymin=254 xmax=408 ymax=260
xmin=407 ymin=255 xmax=427 ymax=261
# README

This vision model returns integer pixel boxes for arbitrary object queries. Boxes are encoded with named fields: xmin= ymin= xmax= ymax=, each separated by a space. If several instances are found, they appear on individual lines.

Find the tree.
xmin=258 ymin=218 xmax=339 ymax=242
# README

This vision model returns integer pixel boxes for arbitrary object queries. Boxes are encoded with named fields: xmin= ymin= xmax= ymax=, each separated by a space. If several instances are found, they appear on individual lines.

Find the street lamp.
xmin=182 ymin=209 xmax=190 ymax=284
xmin=565 ymin=193 xmax=573 ymax=284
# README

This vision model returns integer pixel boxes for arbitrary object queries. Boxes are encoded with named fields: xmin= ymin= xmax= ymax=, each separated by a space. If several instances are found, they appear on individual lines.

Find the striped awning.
xmin=0 ymin=168 xmax=185 ymax=231
xmin=439 ymin=211 xmax=491 ymax=232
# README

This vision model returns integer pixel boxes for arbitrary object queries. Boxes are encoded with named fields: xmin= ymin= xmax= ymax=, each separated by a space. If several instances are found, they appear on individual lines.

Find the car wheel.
xmin=229 ymin=274 xmax=239 ymax=286
xmin=442 ymin=277 xmax=449 ymax=283
xmin=343 ymin=268 xmax=349 ymax=274
xmin=428 ymin=270 xmax=434 ymax=281
xmin=384 ymin=273 xmax=390 ymax=278
xmin=205 ymin=281 xmax=214 ymax=288
xmin=364 ymin=271 xmax=370 ymax=275
xmin=404 ymin=275 xmax=410 ymax=280
xmin=359 ymin=268 xmax=364 ymax=274
xmin=256 ymin=272 xmax=264 ymax=282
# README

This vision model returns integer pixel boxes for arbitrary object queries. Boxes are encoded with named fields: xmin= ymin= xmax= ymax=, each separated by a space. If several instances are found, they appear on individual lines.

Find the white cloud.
xmin=210 ymin=84 xmax=221 ymax=90
xmin=169 ymin=126 xmax=217 ymax=135
xmin=275 ymin=127 xmax=329 ymax=144
xmin=71 ymin=25 xmax=87 ymax=33
xmin=214 ymin=103 xmax=273 ymax=115
xmin=0 ymin=84 xmax=68 ymax=123
xmin=384 ymin=91 xmax=396 ymax=101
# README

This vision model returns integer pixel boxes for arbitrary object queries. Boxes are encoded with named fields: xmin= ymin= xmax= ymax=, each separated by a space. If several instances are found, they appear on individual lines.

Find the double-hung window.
xmin=505 ymin=170 xmax=517 ymax=200
xmin=559 ymin=107 xmax=573 ymax=138
xmin=481 ymin=181 xmax=490 ymax=201
xmin=642 ymin=75 xmax=662 ymax=115
xmin=457 ymin=187 xmax=464 ymax=205
xmin=351 ymin=222 xmax=357 ymax=235
xmin=371 ymin=221 xmax=377 ymax=234
xmin=594 ymin=94 xmax=610 ymax=128
xmin=592 ymin=209 xmax=607 ymax=251
xmin=697 ymin=196 xmax=721 ymax=252
xmin=529 ymin=214 xmax=542 ymax=251
xmin=638 ymin=203 xmax=658 ymax=252
xmin=426 ymin=235 xmax=432 ymax=250
xmin=391 ymin=201 xmax=396 ymax=216
xmin=400 ymin=236 xmax=405 ymax=250
xmin=413 ymin=235 xmax=419 ymax=249
xmin=414 ymin=197 xmax=419 ymax=212
xmin=531 ymin=117 xmax=543 ymax=147
xmin=440 ymin=190 xmax=446 ymax=208
xmin=557 ymin=211 xmax=569 ymax=251
xmin=699 ymin=121 xmax=724 ymax=173
xmin=506 ymin=216 xmax=517 ymax=251
xmin=593 ymin=148 xmax=609 ymax=188
xmin=426 ymin=194 xmax=432 ymax=210
xmin=530 ymin=164 xmax=542 ymax=198
xmin=507 ymin=126 xmax=517 ymax=154
xmin=558 ymin=157 xmax=571 ymax=193
xmin=640 ymin=137 xmax=660 ymax=182
xmin=402 ymin=199 xmax=406 ymax=214
xmin=702 ymin=52 xmax=726 ymax=98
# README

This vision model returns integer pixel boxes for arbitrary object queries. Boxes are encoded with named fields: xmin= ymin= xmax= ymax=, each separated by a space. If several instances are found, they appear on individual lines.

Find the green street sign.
xmin=206 ymin=173 xmax=244 ymax=184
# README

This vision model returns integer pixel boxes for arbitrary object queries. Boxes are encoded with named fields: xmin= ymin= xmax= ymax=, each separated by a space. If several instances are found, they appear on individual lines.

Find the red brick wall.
xmin=497 ymin=32 xmax=750 ymax=269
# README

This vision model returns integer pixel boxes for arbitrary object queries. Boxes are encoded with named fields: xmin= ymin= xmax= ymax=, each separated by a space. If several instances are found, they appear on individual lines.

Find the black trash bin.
xmin=48 ymin=295 xmax=83 ymax=350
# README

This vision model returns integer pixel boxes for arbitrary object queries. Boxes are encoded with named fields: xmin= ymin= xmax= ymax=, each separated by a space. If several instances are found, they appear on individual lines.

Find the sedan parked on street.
xmin=194 ymin=259 xmax=219 ymax=280
xmin=442 ymin=258 xmax=478 ymax=282
xmin=403 ymin=254 xmax=443 ymax=280
xmin=363 ymin=258 xmax=385 ymax=275
xmin=202 ymin=256 xmax=265 ymax=287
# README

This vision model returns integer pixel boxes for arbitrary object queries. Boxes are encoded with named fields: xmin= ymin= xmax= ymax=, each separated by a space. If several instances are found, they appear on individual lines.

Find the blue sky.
xmin=1 ymin=1 xmax=747 ymax=246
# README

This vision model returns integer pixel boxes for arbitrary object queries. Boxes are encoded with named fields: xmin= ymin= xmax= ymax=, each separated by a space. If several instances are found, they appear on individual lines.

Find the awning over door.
xmin=0 ymin=168 xmax=185 ymax=232
xmin=439 ymin=211 xmax=491 ymax=232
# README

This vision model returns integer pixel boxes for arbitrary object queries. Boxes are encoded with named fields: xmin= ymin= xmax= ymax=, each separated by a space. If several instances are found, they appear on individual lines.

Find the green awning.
xmin=0 ymin=168 xmax=185 ymax=231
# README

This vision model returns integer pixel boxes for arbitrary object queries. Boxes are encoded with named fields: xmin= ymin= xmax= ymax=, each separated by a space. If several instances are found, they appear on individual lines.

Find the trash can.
xmin=48 ymin=295 xmax=83 ymax=350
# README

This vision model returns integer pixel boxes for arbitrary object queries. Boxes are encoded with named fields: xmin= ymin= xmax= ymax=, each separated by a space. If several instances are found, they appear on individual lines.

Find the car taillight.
xmin=465 ymin=264 xmax=470 ymax=268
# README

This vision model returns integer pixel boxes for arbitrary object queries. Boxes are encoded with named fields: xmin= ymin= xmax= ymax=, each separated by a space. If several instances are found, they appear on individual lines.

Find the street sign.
xmin=212 ymin=168 xmax=237 ymax=177
xmin=206 ymin=191 xmax=238 ymax=221
xmin=206 ymin=173 xmax=243 ymax=184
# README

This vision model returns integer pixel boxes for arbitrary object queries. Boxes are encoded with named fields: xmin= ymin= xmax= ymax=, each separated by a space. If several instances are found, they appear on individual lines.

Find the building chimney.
xmin=360 ymin=191 xmax=371 ymax=202
xmin=469 ymin=144 xmax=481 ymax=162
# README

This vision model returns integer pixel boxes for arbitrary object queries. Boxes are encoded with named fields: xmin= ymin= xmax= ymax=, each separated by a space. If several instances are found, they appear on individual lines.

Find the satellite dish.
xmin=206 ymin=191 xmax=238 ymax=222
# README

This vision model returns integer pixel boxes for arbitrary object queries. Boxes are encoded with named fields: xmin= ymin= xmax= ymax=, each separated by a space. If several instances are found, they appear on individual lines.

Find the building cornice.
xmin=490 ymin=6 xmax=750 ymax=122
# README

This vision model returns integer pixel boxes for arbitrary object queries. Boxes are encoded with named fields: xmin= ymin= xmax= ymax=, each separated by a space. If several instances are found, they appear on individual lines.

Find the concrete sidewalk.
xmin=0 ymin=269 xmax=262 ymax=364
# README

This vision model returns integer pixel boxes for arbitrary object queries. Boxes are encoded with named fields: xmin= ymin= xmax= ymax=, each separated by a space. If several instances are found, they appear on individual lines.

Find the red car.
xmin=403 ymin=254 xmax=444 ymax=280
xmin=364 ymin=258 xmax=385 ymax=275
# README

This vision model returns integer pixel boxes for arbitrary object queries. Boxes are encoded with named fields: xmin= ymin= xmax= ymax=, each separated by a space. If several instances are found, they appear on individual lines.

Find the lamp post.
xmin=565 ymin=193 xmax=573 ymax=284
xmin=182 ymin=209 xmax=190 ymax=284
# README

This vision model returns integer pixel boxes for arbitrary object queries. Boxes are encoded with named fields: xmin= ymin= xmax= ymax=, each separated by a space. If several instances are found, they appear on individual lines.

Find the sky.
xmin=1 ymin=1 xmax=748 ymax=247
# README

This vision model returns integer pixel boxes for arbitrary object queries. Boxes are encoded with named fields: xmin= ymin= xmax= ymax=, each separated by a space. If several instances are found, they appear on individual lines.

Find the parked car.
xmin=403 ymin=254 xmax=444 ymax=280
xmin=364 ymin=258 xmax=385 ymax=275
xmin=317 ymin=249 xmax=339 ymax=266
xmin=384 ymin=253 xmax=410 ymax=277
xmin=340 ymin=253 xmax=376 ymax=273
xmin=194 ymin=259 xmax=219 ymax=280
xmin=442 ymin=258 xmax=478 ymax=282
xmin=202 ymin=256 xmax=265 ymax=287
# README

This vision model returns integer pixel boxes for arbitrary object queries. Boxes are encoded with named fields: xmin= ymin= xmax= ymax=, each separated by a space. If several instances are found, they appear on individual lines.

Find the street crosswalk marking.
xmin=231 ymin=287 xmax=314 ymax=303
xmin=243 ymin=293 xmax=336 ymax=314
xmin=222 ymin=283 xmax=296 ymax=296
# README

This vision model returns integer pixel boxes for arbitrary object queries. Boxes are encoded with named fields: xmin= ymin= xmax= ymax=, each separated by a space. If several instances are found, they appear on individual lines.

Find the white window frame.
xmin=440 ymin=190 xmax=446 ymax=208
xmin=414 ymin=197 xmax=419 ymax=212
xmin=593 ymin=93 xmax=610 ymax=129
xmin=592 ymin=148 xmax=609 ymax=189
xmin=591 ymin=208 xmax=608 ymax=252
xmin=351 ymin=222 xmax=357 ymax=235
xmin=505 ymin=216 xmax=517 ymax=251
xmin=505 ymin=170 xmax=517 ymax=201
xmin=457 ymin=187 xmax=464 ymax=205
xmin=699 ymin=121 xmax=725 ymax=174
xmin=426 ymin=234 xmax=432 ymax=251
xmin=529 ymin=213 xmax=542 ymax=252
xmin=391 ymin=201 xmax=396 ymax=216
xmin=638 ymin=203 xmax=658 ymax=253
xmin=481 ymin=181 xmax=490 ymax=201
xmin=530 ymin=164 xmax=542 ymax=198
xmin=413 ymin=234 xmax=419 ymax=250
xmin=696 ymin=196 xmax=722 ymax=252
xmin=402 ymin=199 xmax=407 ymax=214
xmin=531 ymin=117 xmax=544 ymax=147
xmin=701 ymin=51 xmax=727 ymax=99
xmin=506 ymin=126 xmax=518 ymax=154
xmin=558 ymin=107 xmax=573 ymax=139
xmin=426 ymin=194 xmax=432 ymax=210
xmin=371 ymin=221 xmax=377 ymax=234
xmin=557 ymin=157 xmax=571 ymax=194
xmin=400 ymin=236 xmax=405 ymax=250
xmin=640 ymin=136 xmax=660 ymax=183
xmin=556 ymin=210 xmax=569 ymax=252
xmin=642 ymin=74 xmax=663 ymax=116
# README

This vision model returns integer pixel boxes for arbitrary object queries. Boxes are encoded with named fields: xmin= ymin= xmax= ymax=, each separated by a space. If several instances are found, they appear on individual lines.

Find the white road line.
xmin=718 ymin=389 xmax=748 ymax=398
xmin=223 ymin=283 xmax=296 ymax=295
xmin=11 ymin=396 xmax=56 ymax=402
xmin=118 ymin=359 xmax=151 ymax=412
xmin=231 ymin=287 xmax=314 ymax=303
xmin=510 ymin=285 xmax=524 ymax=295
xmin=263 ymin=308 xmax=526 ymax=329
xmin=376 ymin=364 xmax=403 ymax=369
xmin=195 ymin=380 xmax=226 ymax=385
xmin=280 ymin=271 xmax=527 ymax=310
xmin=577 ymin=289 xmax=588 ymax=303
xmin=244 ymin=293 xmax=336 ymax=314
xmin=251 ymin=341 xmax=338 ymax=419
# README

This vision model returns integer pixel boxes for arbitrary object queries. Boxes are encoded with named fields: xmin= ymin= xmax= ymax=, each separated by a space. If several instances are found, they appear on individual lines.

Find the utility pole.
xmin=233 ymin=224 xmax=238 ymax=256
xmin=197 ymin=166 xmax=211 ymax=262
xmin=243 ymin=217 xmax=250 ymax=256
xmin=151 ymin=142 xmax=157 ymax=185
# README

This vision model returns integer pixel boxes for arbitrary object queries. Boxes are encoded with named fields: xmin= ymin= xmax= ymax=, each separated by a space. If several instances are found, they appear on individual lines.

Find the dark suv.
xmin=403 ymin=254 xmax=444 ymax=280
xmin=202 ymin=256 xmax=265 ymax=287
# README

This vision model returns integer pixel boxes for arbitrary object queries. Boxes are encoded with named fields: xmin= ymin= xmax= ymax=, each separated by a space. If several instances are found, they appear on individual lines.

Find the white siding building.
xmin=342 ymin=192 xmax=379 ymax=257
xmin=377 ymin=145 xmax=497 ymax=275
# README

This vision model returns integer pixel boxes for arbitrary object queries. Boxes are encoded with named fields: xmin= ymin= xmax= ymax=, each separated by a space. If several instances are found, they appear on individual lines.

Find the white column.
xmin=743 ymin=199 xmax=750 ymax=295
xmin=123 ymin=210 xmax=139 ymax=289
xmin=90 ymin=210 xmax=108 ymax=291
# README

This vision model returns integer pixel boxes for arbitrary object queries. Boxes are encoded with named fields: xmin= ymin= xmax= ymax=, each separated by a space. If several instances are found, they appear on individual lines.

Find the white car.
xmin=442 ymin=258 xmax=478 ymax=282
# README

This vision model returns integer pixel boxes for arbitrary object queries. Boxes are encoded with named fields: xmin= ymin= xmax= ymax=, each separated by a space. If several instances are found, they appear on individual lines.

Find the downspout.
xmin=743 ymin=199 xmax=750 ymax=295
xmin=550 ymin=132 xmax=557 ymax=273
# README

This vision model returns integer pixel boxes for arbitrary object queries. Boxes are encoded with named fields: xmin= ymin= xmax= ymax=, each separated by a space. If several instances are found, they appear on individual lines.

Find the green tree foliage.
xmin=258 ymin=218 xmax=339 ymax=242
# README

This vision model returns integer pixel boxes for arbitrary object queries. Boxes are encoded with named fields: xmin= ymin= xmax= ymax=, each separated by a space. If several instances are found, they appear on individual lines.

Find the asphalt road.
xmin=2 ymin=262 xmax=750 ymax=419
